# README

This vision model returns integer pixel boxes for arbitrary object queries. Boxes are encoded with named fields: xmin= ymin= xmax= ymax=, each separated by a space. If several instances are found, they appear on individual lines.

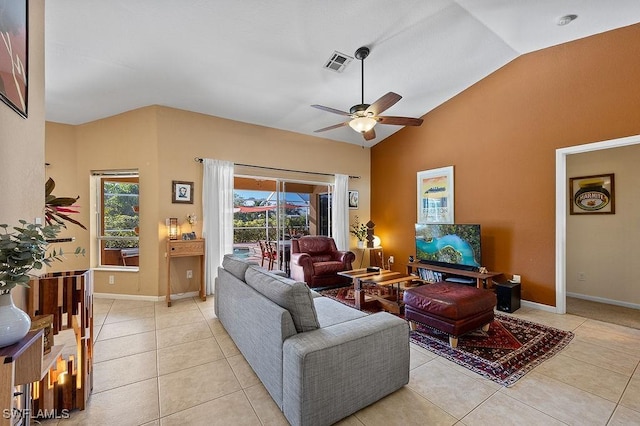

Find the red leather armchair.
xmin=290 ymin=236 xmax=355 ymax=288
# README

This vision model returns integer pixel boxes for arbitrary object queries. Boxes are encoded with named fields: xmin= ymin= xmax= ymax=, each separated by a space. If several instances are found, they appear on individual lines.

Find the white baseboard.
xmin=521 ymin=299 xmax=558 ymax=313
xmin=567 ymin=292 xmax=640 ymax=310
xmin=94 ymin=291 xmax=200 ymax=302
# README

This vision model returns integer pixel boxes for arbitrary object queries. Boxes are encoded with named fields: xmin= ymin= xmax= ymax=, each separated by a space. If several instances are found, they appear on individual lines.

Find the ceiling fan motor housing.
xmin=350 ymin=104 xmax=372 ymax=116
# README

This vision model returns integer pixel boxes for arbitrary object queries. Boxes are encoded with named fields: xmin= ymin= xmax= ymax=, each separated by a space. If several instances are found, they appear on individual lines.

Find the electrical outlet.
xmin=108 ymin=275 xmax=115 ymax=284
xmin=388 ymin=256 xmax=394 ymax=264
xmin=577 ymin=272 xmax=586 ymax=281
xmin=186 ymin=270 xmax=193 ymax=279
xmin=512 ymin=274 xmax=521 ymax=283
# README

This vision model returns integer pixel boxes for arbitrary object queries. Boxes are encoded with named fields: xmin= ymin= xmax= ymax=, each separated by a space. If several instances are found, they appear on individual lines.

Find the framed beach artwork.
xmin=417 ymin=166 xmax=454 ymax=223
xmin=0 ymin=0 xmax=28 ymax=118
xmin=569 ymin=173 xmax=615 ymax=215
xmin=172 ymin=180 xmax=194 ymax=204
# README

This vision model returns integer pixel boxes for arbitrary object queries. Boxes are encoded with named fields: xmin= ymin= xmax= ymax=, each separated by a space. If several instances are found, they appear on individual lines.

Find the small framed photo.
xmin=348 ymin=190 xmax=359 ymax=209
xmin=172 ymin=181 xmax=194 ymax=204
xmin=182 ymin=232 xmax=197 ymax=240
xmin=569 ymin=173 xmax=615 ymax=215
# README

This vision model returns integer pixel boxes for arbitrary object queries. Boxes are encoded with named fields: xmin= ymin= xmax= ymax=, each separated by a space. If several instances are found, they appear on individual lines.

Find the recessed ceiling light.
xmin=557 ymin=14 xmax=578 ymax=26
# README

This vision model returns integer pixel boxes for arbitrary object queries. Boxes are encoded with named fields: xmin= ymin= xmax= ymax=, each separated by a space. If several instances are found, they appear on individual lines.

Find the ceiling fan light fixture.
xmin=349 ymin=116 xmax=377 ymax=133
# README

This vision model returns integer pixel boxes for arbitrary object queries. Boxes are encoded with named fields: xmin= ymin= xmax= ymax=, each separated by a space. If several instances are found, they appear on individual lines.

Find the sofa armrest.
xmin=282 ymin=312 xmax=409 ymax=426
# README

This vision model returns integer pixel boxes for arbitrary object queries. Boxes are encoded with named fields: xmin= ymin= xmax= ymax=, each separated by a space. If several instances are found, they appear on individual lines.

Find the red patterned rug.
xmin=319 ymin=285 xmax=574 ymax=386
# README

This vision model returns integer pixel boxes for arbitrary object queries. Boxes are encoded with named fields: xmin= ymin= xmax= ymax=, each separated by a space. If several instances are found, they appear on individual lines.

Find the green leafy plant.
xmin=0 ymin=221 xmax=84 ymax=294
xmin=350 ymin=216 xmax=368 ymax=242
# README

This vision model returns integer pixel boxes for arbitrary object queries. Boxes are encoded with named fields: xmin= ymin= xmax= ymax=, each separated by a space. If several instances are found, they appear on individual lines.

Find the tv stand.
xmin=406 ymin=262 xmax=503 ymax=289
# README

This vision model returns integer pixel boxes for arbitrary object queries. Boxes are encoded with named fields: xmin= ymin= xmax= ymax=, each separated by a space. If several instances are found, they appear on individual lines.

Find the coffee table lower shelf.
xmin=338 ymin=269 xmax=424 ymax=315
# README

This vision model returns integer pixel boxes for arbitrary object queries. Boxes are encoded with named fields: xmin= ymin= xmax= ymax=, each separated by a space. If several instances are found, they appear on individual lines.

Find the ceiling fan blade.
xmin=314 ymin=122 xmax=349 ymax=133
xmin=363 ymin=128 xmax=376 ymax=141
xmin=377 ymin=116 xmax=424 ymax=126
xmin=366 ymin=92 xmax=402 ymax=116
xmin=311 ymin=104 xmax=351 ymax=116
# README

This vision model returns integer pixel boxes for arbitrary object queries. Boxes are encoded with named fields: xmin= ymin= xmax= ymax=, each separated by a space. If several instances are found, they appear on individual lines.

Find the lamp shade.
xmin=349 ymin=116 xmax=377 ymax=133
xmin=168 ymin=217 xmax=179 ymax=240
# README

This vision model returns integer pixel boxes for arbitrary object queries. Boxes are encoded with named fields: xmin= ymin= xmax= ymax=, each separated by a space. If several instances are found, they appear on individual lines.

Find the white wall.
xmin=566 ymin=144 xmax=640 ymax=307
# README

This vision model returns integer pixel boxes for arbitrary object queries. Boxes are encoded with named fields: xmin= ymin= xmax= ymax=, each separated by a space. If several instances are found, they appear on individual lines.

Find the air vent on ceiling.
xmin=324 ymin=51 xmax=353 ymax=73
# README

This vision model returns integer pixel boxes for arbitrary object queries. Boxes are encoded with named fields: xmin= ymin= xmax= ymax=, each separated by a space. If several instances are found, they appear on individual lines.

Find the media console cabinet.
xmin=406 ymin=262 xmax=502 ymax=289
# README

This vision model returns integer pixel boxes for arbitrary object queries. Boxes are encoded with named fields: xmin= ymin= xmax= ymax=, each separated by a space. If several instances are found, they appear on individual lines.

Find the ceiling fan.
xmin=312 ymin=46 xmax=423 ymax=141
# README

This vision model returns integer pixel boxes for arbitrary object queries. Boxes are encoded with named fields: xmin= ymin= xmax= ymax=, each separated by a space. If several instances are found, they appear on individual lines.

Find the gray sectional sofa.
xmin=214 ymin=255 xmax=410 ymax=426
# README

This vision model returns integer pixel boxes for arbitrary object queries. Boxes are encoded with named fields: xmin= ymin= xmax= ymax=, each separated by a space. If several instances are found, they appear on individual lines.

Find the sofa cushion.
xmin=222 ymin=254 xmax=258 ymax=281
xmin=245 ymin=267 xmax=320 ymax=333
xmin=313 ymin=296 xmax=367 ymax=327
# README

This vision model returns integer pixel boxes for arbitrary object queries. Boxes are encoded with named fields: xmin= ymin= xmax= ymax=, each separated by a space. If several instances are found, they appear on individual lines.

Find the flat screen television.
xmin=415 ymin=223 xmax=482 ymax=272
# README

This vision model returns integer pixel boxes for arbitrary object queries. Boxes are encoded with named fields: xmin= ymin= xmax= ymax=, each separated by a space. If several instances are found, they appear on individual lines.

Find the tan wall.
xmin=46 ymin=105 xmax=370 ymax=296
xmin=45 ymin=122 xmax=85 ymax=272
xmin=371 ymin=24 xmax=640 ymax=306
xmin=0 ymin=0 xmax=45 ymax=310
xmin=566 ymin=144 xmax=640 ymax=305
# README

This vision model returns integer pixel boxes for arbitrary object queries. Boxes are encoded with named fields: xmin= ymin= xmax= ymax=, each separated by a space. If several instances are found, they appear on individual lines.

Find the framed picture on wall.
xmin=569 ymin=173 xmax=615 ymax=215
xmin=172 ymin=180 xmax=194 ymax=204
xmin=0 ymin=0 xmax=28 ymax=118
xmin=417 ymin=166 xmax=454 ymax=223
xmin=348 ymin=190 xmax=359 ymax=209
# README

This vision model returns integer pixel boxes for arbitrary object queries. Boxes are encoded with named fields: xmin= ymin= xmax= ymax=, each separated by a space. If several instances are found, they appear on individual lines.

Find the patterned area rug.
xmin=319 ymin=285 xmax=574 ymax=387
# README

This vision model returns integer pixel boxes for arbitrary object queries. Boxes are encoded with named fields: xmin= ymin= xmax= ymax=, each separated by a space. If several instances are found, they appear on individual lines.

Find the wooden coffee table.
xmin=338 ymin=268 xmax=423 ymax=314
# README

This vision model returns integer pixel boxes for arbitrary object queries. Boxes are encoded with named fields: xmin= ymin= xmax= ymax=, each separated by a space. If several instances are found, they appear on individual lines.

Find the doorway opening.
xmin=555 ymin=134 xmax=640 ymax=314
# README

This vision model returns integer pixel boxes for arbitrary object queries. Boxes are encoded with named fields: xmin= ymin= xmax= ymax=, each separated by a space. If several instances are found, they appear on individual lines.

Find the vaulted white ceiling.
xmin=45 ymin=1 xmax=640 ymax=146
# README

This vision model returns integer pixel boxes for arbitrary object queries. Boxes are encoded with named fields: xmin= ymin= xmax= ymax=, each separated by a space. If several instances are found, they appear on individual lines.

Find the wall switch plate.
xmin=187 ymin=270 xmax=193 ymax=279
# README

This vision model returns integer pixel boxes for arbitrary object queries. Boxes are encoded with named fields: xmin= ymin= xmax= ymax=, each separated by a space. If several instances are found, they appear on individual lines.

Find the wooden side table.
xmin=166 ymin=238 xmax=205 ymax=307
xmin=0 ymin=330 xmax=44 ymax=426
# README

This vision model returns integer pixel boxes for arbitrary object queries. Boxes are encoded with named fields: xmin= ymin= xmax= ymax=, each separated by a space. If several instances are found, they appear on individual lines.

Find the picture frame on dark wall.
xmin=417 ymin=166 xmax=454 ymax=223
xmin=172 ymin=180 xmax=194 ymax=204
xmin=569 ymin=173 xmax=615 ymax=215
xmin=0 ymin=0 xmax=28 ymax=118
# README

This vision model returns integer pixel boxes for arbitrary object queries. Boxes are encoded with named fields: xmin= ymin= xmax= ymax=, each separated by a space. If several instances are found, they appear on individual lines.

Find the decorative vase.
xmin=357 ymin=241 xmax=365 ymax=249
xmin=0 ymin=291 xmax=31 ymax=348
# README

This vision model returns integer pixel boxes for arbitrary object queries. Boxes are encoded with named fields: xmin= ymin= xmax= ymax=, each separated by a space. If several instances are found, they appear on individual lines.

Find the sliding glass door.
xmin=233 ymin=176 xmax=332 ymax=274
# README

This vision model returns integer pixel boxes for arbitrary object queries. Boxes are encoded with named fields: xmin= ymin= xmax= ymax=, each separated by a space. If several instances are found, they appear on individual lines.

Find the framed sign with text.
xmin=417 ymin=166 xmax=454 ymax=223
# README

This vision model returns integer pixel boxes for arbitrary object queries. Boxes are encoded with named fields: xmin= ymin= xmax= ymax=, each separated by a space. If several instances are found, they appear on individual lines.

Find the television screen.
xmin=415 ymin=223 xmax=481 ymax=271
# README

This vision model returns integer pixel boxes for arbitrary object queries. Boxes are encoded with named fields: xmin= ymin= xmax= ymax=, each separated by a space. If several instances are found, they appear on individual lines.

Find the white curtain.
xmin=332 ymin=174 xmax=349 ymax=251
xmin=202 ymin=158 xmax=235 ymax=295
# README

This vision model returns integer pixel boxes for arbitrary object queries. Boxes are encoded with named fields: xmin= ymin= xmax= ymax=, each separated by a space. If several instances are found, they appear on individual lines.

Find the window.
xmin=94 ymin=172 xmax=139 ymax=267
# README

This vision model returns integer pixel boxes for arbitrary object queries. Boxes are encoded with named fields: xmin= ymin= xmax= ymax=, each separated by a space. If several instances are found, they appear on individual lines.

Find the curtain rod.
xmin=194 ymin=157 xmax=360 ymax=179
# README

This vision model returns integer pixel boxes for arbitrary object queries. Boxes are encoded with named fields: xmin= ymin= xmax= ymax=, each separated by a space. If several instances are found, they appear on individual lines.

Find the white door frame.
xmin=555 ymin=134 xmax=640 ymax=313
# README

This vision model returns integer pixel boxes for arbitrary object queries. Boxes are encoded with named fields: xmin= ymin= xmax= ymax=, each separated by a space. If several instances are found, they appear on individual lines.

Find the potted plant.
xmin=350 ymin=216 xmax=368 ymax=248
xmin=0 ymin=220 xmax=82 ymax=347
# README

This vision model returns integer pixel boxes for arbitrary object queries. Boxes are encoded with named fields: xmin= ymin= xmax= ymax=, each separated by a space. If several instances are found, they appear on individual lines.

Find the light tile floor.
xmin=45 ymin=297 xmax=640 ymax=426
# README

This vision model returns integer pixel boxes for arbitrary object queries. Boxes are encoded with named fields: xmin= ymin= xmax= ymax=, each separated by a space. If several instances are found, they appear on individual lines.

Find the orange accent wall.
xmin=371 ymin=24 xmax=640 ymax=306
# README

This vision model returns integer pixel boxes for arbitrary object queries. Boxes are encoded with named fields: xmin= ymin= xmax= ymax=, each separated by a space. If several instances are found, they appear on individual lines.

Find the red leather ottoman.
xmin=403 ymin=282 xmax=496 ymax=348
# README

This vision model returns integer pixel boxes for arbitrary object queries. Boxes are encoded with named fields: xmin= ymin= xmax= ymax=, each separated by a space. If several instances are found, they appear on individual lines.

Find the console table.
xmin=1 ymin=330 xmax=44 ymax=426
xmin=166 ymin=238 xmax=205 ymax=307
xmin=406 ymin=262 xmax=503 ymax=289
